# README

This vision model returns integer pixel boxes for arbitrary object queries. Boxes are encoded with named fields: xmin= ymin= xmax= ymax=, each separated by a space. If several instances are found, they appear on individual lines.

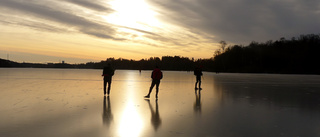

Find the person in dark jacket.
xmin=194 ymin=66 xmax=203 ymax=90
xmin=145 ymin=66 xmax=163 ymax=99
xmin=102 ymin=63 xmax=115 ymax=95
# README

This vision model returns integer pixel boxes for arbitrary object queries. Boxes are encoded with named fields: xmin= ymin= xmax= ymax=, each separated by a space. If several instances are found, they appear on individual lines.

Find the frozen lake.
xmin=1 ymin=68 xmax=320 ymax=137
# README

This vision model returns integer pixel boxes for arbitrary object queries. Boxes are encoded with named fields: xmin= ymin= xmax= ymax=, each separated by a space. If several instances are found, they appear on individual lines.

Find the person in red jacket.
xmin=144 ymin=66 xmax=163 ymax=99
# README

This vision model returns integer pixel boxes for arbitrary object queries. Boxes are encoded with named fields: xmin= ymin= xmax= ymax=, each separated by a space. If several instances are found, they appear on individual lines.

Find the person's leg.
xmin=145 ymin=80 xmax=156 ymax=98
xmin=155 ymin=80 xmax=160 ymax=98
xmin=196 ymin=76 xmax=201 ymax=89
xmin=195 ymin=78 xmax=198 ymax=89
xmin=107 ymin=81 xmax=111 ymax=95
xmin=103 ymin=78 xmax=107 ymax=95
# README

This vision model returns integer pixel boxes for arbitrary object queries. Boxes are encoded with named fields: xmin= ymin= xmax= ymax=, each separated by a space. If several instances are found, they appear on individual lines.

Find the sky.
xmin=1 ymin=0 xmax=320 ymax=63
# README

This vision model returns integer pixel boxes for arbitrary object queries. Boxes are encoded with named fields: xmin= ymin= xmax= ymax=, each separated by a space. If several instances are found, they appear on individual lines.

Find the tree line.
xmin=0 ymin=56 xmax=202 ymax=71
xmin=213 ymin=34 xmax=320 ymax=74
xmin=1 ymin=34 xmax=319 ymax=74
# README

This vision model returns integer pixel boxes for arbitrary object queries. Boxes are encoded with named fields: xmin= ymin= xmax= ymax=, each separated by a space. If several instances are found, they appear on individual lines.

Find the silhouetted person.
xmin=194 ymin=66 xmax=203 ymax=90
xmin=144 ymin=66 xmax=163 ymax=99
xmin=194 ymin=89 xmax=201 ymax=114
xmin=102 ymin=63 xmax=115 ymax=95
xmin=145 ymin=99 xmax=162 ymax=131
xmin=102 ymin=96 xmax=113 ymax=127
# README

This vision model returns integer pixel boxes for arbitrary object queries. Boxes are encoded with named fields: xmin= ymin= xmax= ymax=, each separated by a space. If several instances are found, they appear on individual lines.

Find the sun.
xmin=104 ymin=0 xmax=161 ymax=33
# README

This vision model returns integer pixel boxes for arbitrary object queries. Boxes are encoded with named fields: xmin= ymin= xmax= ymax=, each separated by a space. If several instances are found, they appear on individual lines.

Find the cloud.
xmin=0 ymin=0 xmax=219 ymax=52
xmin=0 ymin=0 xmax=117 ymax=40
xmin=3 ymin=0 xmax=317 ymax=49
xmin=0 ymin=14 xmax=68 ymax=33
xmin=65 ymin=0 xmax=114 ymax=12
xmin=0 ymin=0 xmax=183 ymax=47
xmin=147 ymin=0 xmax=320 ymax=44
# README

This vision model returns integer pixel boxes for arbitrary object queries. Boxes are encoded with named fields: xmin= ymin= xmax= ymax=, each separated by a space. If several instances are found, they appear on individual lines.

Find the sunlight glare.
xmin=105 ymin=0 xmax=161 ymax=33
xmin=118 ymin=101 xmax=144 ymax=137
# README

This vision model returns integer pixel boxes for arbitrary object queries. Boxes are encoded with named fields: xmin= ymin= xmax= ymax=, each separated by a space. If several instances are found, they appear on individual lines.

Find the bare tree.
xmin=219 ymin=40 xmax=227 ymax=52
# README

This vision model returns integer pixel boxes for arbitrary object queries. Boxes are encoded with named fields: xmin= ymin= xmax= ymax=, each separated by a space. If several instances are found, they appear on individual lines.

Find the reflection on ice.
xmin=102 ymin=96 xmax=113 ymax=127
xmin=118 ymin=100 xmax=143 ymax=137
xmin=1 ymin=68 xmax=320 ymax=137
xmin=194 ymin=89 xmax=201 ymax=114
xmin=145 ymin=99 xmax=162 ymax=131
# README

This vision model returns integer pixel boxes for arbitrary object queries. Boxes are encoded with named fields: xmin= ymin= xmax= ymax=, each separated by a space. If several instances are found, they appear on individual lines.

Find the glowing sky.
xmin=1 ymin=0 xmax=319 ymax=63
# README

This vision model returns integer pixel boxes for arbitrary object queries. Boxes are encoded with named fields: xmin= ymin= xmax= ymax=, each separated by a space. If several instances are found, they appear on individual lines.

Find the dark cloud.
xmin=65 ymin=0 xmax=114 ymax=12
xmin=148 ymin=0 xmax=320 ymax=44
xmin=0 ymin=14 xmax=67 ymax=33
xmin=0 ymin=0 xmax=117 ymax=40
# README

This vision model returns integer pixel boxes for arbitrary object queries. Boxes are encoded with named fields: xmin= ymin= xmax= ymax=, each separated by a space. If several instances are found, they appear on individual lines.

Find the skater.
xmin=144 ymin=66 xmax=163 ymax=99
xmin=102 ymin=63 xmax=115 ymax=95
xmin=194 ymin=66 xmax=203 ymax=90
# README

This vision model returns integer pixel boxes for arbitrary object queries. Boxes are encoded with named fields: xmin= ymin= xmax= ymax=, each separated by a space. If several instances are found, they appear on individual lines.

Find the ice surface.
xmin=1 ymin=68 xmax=320 ymax=137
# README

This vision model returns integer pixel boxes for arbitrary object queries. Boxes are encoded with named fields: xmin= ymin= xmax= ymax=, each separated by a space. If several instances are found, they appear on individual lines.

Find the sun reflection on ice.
xmin=118 ymin=101 xmax=144 ymax=137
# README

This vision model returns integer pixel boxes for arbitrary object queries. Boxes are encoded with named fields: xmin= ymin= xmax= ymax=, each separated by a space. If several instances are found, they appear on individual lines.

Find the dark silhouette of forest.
xmin=1 ymin=34 xmax=319 ymax=74
xmin=0 ymin=56 xmax=198 ymax=70
xmin=213 ymin=34 xmax=320 ymax=74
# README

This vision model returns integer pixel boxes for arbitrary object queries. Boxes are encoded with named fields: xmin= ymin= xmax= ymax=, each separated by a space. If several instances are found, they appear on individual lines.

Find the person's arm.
xmin=111 ymin=69 xmax=115 ymax=76
xmin=151 ymin=71 xmax=154 ymax=78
